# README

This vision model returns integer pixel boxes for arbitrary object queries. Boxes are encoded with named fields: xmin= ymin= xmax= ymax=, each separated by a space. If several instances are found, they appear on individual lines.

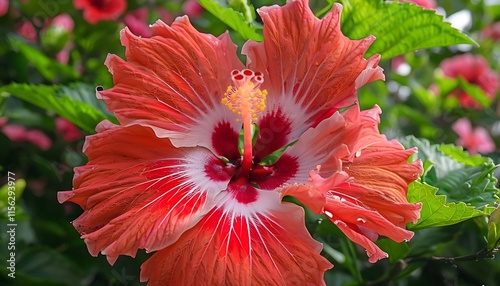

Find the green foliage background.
xmin=1 ymin=0 xmax=500 ymax=285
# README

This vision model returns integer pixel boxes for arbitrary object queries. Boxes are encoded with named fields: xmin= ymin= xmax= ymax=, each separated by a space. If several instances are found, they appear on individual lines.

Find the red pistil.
xmin=222 ymin=69 xmax=267 ymax=177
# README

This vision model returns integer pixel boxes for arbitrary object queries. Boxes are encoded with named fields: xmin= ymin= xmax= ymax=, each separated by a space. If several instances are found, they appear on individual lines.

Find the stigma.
xmin=222 ymin=69 xmax=267 ymax=122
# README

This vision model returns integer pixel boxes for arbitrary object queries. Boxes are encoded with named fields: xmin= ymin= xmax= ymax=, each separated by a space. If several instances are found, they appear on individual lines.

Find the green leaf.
xmin=316 ymin=237 xmax=346 ymax=263
xmin=392 ymin=105 xmax=434 ymax=127
xmin=8 ymin=34 xmax=79 ymax=82
xmin=389 ymin=105 xmax=438 ymax=138
xmin=400 ymin=136 xmax=468 ymax=178
xmin=487 ymin=206 xmax=500 ymax=250
xmin=438 ymin=144 xmax=490 ymax=166
xmin=0 ymin=83 xmax=115 ymax=132
xmin=435 ymin=75 xmax=492 ymax=109
xmin=339 ymin=235 xmax=363 ymax=282
xmin=260 ymin=140 xmax=297 ymax=165
xmin=316 ymin=0 xmax=335 ymax=18
xmin=228 ymin=0 xmax=255 ymax=23
xmin=436 ymin=164 xmax=498 ymax=210
xmin=0 ymin=179 xmax=26 ymax=220
xmin=12 ymin=246 xmax=91 ymax=285
xmin=407 ymin=181 xmax=483 ymax=230
xmin=198 ymin=0 xmax=263 ymax=41
xmin=376 ymin=239 xmax=410 ymax=263
xmin=412 ymin=87 xmax=439 ymax=114
xmin=435 ymin=76 xmax=460 ymax=109
xmin=58 ymin=82 xmax=112 ymax=118
xmin=338 ymin=0 xmax=478 ymax=59
xmin=401 ymin=136 xmax=500 ymax=213
xmin=314 ymin=219 xmax=362 ymax=281
xmin=457 ymin=77 xmax=492 ymax=108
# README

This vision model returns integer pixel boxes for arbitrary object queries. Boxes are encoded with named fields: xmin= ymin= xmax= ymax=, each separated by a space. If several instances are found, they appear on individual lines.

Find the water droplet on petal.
xmin=325 ymin=211 xmax=333 ymax=219
xmin=357 ymin=217 xmax=366 ymax=223
xmin=355 ymin=150 xmax=362 ymax=157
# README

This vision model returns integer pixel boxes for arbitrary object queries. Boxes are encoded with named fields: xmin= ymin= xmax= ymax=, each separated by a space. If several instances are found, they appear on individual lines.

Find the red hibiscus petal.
xmin=243 ymin=0 xmax=383 ymax=144
xmin=58 ymin=123 xmax=229 ymax=264
xmin=333 ymin=220 xmax=389 ymax=263
xmin=140 ymin=194 xmax=332 ymax=285
xmin=280 ymin=104 xmax=421 ymax=262
xmin=284 ymin=105 xmax=361 ymax=183
xmin=281 ymin=168 xmax=418 ymax=263
xmin=323 ymin=197 xmax=415 ymax=244
xmin=99 ymin=17 xmax=245 ymax=150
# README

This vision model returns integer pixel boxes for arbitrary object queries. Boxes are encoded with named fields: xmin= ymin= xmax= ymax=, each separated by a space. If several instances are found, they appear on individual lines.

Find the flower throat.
xmin=222 ymin=69 xmax=268 ymax=176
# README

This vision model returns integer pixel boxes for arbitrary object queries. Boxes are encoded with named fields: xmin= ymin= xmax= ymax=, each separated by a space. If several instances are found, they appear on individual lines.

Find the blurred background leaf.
xmin=1 ymin=83 xmax=116 ymax=132
xmin=1 ymin=0 xmax=500 ymax=285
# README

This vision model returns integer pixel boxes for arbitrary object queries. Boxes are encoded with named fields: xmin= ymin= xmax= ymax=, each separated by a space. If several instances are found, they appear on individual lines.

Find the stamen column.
xmin=222 ymin=69 xmax=267 ymax=176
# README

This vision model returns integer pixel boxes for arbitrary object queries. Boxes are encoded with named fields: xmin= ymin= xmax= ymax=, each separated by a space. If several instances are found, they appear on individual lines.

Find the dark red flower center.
xmin=207 ymin=116 xmax=297 ymax=205
xmin=90 ymin=0 xmax=112 ymax=9
xmin=205 ymin=69 xmax=297 ymax=204
xmin=90 ymin=0 xmax=117 ymax=10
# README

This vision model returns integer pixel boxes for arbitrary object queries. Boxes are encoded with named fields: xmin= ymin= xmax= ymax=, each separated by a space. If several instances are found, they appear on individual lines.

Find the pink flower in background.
xmin=58 ymin=0 xmax=421 ymax=284
xmin=452 ymin=118 xmax=495 ymax=154
xmin=481 ymin=22 xmax=500 ymax=41
xmin=16 ymin=20 xmax=37 ymax=42
xmin=56 ymin=43 xmax=73 ymax=64
xmin=43 ymin=13 xmax=75 ymax=64
xmin=0 ymin=0 xmax=8 ymax=17
xmin=123 ymin=8 xmax=175 ymax=38
xmin=55 ymin=117 xmax=83 ymax=142
xmin=49 ymin=13 xmax=75 ymax=32
xmin=25 ymin=129 xmax=52 ymax=150
xmin=123 ymin=8 xmax=151 ymax=38
xmin=1 ymin=124 xmax=27 ymax=141
xmin=392 ymin=54 xmax=407 ymax=72
xmin=155 ymin=6 xmax=174 ymax=24
xmin=73 ymin=0 xmax=127 ymax=24
xmin=440 ymin=54 xmax=500 ymax=109
xmin=1 ymin=123 xmax=52 ymax=150
xmin=182 ymin=0 xmax=204 ymax=18
xmin=400 ymin=0 xmax=437 ymax=9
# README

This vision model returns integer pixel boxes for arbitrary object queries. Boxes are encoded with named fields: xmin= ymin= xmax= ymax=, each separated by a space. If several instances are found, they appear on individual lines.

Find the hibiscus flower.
xmin=439 ymin=54 xmax=500 ymax=109
xmin=0 ymin=0 xmax=8 ymax=17
xmin=59 ymin=0 xmax=422 ymax=284
xmin=123 ymin=7 xmax=174 ymax=38
xmin=452 ymin=118 xmax=495 ymax=154
xmin=55 ymin=117 xmax=83 ymax=142
xmin=481 ymin=22 xmax=500 ymax=41
xmin=73 ymin=0 xmax=127 ymax=24
xmin=1 ymin=119 xmax=52 ymax=150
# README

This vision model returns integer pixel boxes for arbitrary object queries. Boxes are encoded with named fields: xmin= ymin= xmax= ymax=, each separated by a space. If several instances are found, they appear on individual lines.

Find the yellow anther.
xmin=221 ymin=69 xmax=267 ymax=122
